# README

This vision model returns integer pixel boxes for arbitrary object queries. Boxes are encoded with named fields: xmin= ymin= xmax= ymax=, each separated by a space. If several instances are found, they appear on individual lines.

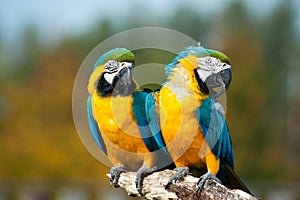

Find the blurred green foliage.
xmin=0 ymin=0 xmax=299 ymax=196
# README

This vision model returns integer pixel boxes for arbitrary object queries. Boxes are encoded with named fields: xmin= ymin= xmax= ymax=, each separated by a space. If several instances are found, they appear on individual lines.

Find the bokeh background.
xmin=1 ymin=0 xmax=300 ymax=199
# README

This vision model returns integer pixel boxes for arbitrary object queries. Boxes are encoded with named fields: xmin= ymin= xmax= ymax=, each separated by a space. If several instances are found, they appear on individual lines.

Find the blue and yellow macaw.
xmin=151 ymin=45 xmax=252 ymax=195
xmin=87 ymin=48 xmax=174 ymax=194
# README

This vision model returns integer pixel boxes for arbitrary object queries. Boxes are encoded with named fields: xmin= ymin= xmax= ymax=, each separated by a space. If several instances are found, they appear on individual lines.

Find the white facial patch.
xmin=104 ymin=72 xmax=118 ymax=84
xmin=197 ymin=56 xmax=231 ymax=82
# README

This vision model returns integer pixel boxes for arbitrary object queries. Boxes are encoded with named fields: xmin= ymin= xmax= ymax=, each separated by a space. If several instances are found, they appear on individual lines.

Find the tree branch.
xmin=107 ymin=169 xmax=257 ymax=200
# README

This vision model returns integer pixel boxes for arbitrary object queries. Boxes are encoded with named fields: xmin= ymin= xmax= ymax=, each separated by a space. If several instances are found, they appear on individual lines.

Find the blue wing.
xmin=132 ymin=90 xmax=175 ymax=169
xmin=132 ymin=91 xmax=170 ymax=154
xmin=132 ymin=91 xmax=156 ymax=151
xmin=132 ymin=90 xmax=168 ymax=152
xmin=87 ymin=95 xmax=107 ymax=154
xmin=145 ymin=92 xmax=169 ymax=156
xmin=194 ymin=97 xmax=234 ymax=168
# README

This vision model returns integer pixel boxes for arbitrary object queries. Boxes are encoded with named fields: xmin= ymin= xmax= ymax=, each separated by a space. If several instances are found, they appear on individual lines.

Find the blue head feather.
xmin=165 ymin=45 xmax=207 ymax=77
xmin=165 ymin=45 xmax=231 ymax=77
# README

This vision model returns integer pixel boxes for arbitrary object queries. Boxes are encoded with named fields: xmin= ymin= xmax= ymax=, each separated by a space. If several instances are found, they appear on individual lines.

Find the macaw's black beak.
xmin=112 ymin=66 xmax=132 ymax=87
xmin=197 ymin=68 xmax=232 ymax=99
xmin=112 ymin=66 xmax=136 ymax=96
xmin=220 ymin=68 xmax=232 ymax=91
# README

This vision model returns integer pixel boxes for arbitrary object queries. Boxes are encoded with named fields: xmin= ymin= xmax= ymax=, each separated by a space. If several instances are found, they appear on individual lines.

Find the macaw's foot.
xmin=196 ymin=171 xmax=221 ymax=196
xmin=109 ymin=165 xmax=126 ymax=188
xmin=165 ymin=167 xmax=190 ymax=189
xmin=135 ymin=164 xmax=158 ymax=195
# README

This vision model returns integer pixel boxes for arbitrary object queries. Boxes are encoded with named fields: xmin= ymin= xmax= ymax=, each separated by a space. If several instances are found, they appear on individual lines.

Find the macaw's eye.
xmin=105 ymin=60 xmax=119 ymax=72
xmin=206 ymin=57 xmax=212 ymax=64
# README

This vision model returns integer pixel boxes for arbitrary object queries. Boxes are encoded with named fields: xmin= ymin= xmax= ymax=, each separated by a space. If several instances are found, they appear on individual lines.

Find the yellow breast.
xmin=91 ymin=93 xmax=149 ymax=153
xmin=159 ymin=62 xmax=211 ymax=168
xmin=91 ymin=93 xmax=155 ymax=170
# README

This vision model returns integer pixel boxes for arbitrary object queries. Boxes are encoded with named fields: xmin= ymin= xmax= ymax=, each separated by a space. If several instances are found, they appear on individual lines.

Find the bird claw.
xmin=135 ymin=164 xmax=157 ymax=195
xmin=165 ymin=167 xmax=190 ymax=189
xmin=109 ymin=165 xmax=126 ymax=188
xmin=196 ymin=172 xmax=221 ymax=196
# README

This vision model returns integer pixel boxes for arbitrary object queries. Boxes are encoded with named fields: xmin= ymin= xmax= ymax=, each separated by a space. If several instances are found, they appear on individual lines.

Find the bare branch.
xmin=107 ymin=169 xmax=257 ymax=200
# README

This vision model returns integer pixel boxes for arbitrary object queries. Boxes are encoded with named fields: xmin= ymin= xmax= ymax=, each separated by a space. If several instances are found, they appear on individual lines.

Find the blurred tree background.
xmin=0 ymin=0 xmax=300 ymax=199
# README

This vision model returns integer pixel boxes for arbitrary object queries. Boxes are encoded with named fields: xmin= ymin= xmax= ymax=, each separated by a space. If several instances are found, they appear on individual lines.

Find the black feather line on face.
xmin=97 ymin=73 xmax=114 ymax=97
xmin=96 ymin=72 xmax=137 ymax=97
xmin=194 ymin=69 xmax=209 ymax=95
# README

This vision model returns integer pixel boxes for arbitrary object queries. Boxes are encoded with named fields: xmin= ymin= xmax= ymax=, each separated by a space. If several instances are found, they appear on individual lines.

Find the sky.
xmin=2 ymin=0 xmax=298 ymax=45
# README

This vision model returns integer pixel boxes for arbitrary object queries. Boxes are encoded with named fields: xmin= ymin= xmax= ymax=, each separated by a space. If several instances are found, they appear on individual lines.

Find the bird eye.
xmin=206 ymin=57 xmax=212 ymax=63
xmin=105 ymin=60 xmax=119 ymax=72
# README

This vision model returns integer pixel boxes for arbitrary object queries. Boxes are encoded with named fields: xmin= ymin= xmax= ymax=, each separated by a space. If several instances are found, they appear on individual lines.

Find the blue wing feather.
xmin=87 ymin=95 xmax=107 ymax=154
xmin=132 ymin=91 xmax=157 ymax=152
xmin=145 ymin=92 xmax=170 ymax=156
xmin=132 ymin=91 xmax=175 ymax=170
xmin=194 ymin=97 xmax=234 ymax=168
xmin=132 ymin=91 xmax=169 ymax=155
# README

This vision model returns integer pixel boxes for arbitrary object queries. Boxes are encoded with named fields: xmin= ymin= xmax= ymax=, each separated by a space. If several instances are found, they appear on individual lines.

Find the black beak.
xmin=220 ymin=68 xmax=232 ymax=91
xmin=112 ymin=66 xmax=136 ymax=96
xmin=112 ymin=66 xmax=132 ymax=87
xmin=195 ymin=68 xmax=232 ymax=98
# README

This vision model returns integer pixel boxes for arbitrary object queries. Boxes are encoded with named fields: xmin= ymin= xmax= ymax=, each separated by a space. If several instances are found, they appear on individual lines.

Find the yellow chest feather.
xmin=91 ymin=94 xmax=148 ymax=154
xmin=159 ymin=70 xmax=210 ymax=168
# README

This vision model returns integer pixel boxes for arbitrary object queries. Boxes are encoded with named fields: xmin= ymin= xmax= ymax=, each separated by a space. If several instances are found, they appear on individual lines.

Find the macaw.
xmin=87 ymin=48 xmax=174 ymax=194
xmin=152 ymin=45 xmax=252 ymax=195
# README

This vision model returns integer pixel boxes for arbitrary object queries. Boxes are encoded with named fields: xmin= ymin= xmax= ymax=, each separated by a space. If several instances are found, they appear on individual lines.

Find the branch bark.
xmin=107 ymin=169 xmax=257 ymax=200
